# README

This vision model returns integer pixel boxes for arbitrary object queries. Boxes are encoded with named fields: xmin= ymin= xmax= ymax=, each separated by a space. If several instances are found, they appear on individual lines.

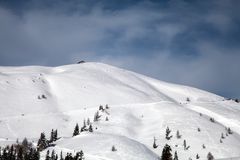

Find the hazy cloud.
xmin=0 ymin=0 xmax=239 ymax=97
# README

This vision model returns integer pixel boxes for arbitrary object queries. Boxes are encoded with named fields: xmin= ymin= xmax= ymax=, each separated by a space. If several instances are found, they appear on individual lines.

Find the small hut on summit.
xmin=77 ymin=60 xmax=86 ymax=64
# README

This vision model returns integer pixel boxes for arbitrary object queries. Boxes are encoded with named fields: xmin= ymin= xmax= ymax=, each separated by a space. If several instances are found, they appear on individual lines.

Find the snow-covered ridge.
xmin=0 ymin=62 xmax=239 ymax=160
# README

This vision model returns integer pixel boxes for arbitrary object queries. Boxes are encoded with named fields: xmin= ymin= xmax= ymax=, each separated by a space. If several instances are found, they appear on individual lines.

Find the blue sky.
xmin=0 ymin=0 xmax=240 ymax=98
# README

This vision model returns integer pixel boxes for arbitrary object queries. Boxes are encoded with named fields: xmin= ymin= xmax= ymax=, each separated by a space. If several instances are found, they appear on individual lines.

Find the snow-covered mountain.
xmin=0 ymin=62 xmax=240 ymax=160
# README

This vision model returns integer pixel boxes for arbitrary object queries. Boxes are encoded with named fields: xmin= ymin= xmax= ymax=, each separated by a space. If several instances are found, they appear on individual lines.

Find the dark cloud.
xmin=0 ymin=0 xmax=239 ymax=98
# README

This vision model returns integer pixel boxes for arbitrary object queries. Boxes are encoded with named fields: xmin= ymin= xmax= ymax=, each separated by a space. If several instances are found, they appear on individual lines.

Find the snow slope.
xmin=0 ymin=62 xmax=240 ymax=159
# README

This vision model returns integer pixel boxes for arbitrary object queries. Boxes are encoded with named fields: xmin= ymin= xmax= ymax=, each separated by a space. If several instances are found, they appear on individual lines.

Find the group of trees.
xmin=153 ymin=127 xmax=216 ymax=160
xmin=220 ymin=127 xmax=234 ymax=143
xmin=45 ymin=150 xmax=84 ymax=160
xmin=161 ymin=144 xmax=214 ymax=160
xmin=0 ymin=105 xmax=111 ymax=160
xmin=225 ymin=98 xmax=239 ymax=103
xmin=73 ymin=104 xmax=110 ymax=137
xmin=0 ymin=129 xmax=85 ymax=160
xmin=37 ymin=129 xmax=58 ymax=151
xmin=73 ymin=121 xmax=93 ymax=137
xmin=37 ymin=94 xmax=47 ymax=100
xmin=0 ymin=138 xmax=40 ymax=160
xmin=235 ymin=99 xmax=239 ymax=103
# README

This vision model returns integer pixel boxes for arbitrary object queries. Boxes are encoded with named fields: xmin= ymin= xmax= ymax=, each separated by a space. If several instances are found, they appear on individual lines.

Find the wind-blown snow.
xmin=0 ymin=62 xmax=239 ymax=159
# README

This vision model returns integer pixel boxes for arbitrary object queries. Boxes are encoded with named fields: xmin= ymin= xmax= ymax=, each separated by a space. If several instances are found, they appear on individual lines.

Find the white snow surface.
xmin=0 ymin=62 xmax=240 ymax=160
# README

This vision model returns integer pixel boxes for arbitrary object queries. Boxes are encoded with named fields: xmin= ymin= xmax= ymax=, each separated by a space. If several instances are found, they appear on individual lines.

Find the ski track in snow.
xmin=185 ymin=104 xmax=240 ymax=135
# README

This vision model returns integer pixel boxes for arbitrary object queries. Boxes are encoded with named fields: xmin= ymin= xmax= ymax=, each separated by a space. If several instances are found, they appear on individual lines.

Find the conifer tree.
xmin=173 ymin=151 xmax=178 ymax=160
xmin=2 ymin=147 xmax=8 ymax=160
xmin=33 ymin=149 xmax=40 ymax=160
xmin=0 ymin=147 xmax=2 ymax=159
xmin=87 ymin=118 xmax=91 ymax=125
xmin=79 ymin=150 xmax=84 ymax=160
xmin=60 ymin=151 xmax=64 ymax=160
xmin=50 ymin=129 xmax=54 ymax=143
xmin=111 ymin=145 xmax=117 ymax=152
xmin=196 ymin=154 xmax=200 ymax=159
xmin=83 ymin=119 xmax=86 ymax=128
xmin=227 ymin=127 xmax=233 ymax=134
xmin=37 ymin=133 xmax=48 ymax=151
xmin=45 ymin=150 xmax=50 ymax=160
xmin=176 ymin=130 xmax=181 ymax=139
xmin=22 ymin=137 xmax=32 ymax=153
xmin=220 ymin=139 xmax=223 ymax=143
xmin=81 ymin=119 xmax=87 ymax=132
xmin=18 ymin=146 xmax=24 ymax=160
xmin=166 ymin=127 xmax=172 ymax=140
xmin=161 ymin=144 xmax=172 ymax=160
xmin=153 ymin=137 xmax=158 ymax=149
xmin=54 ymin=129 xmax=58 ymax=141
xmin=89 ymin=124 xmax=93 ymax=132
xmin=105 ymin=104 xmax=109 ymax=109
xmin=94 ymin=111 xmax=101 ymax=122
xmin=221 ymin=133 xmax=225 ymax=139
xmin=183 ymin=140 xmax=187 ymax=150
xmin=202 ymin=144 xmax=206 ymax=149
xmin=51 ymin=150 xmax=56 ymax=160
xmin=207 ymin=152 xmax=214 ymax=160
xmin=9 ymin=145 xmax=15 ymax=160
xmin=99 ymin=105 xmax=104 ymax=111
xmin=73 ymin=123 xmax=80 ymax=136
